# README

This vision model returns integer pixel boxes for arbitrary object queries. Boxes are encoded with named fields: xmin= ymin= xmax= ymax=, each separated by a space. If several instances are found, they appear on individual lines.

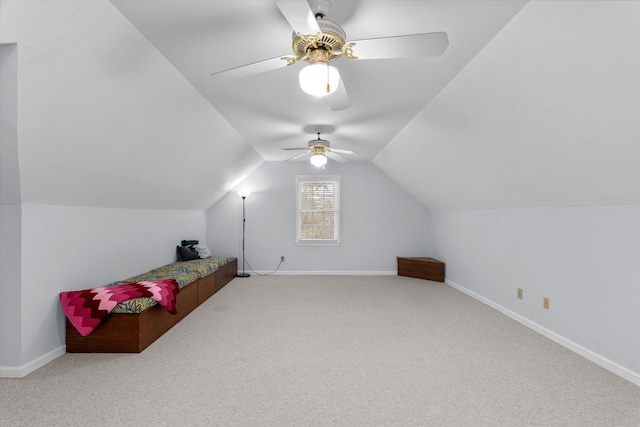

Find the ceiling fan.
xmin=282 ymin=132 xmax=358 ymax=168
xmin=210 ymin=0 xmax=449 ymax=111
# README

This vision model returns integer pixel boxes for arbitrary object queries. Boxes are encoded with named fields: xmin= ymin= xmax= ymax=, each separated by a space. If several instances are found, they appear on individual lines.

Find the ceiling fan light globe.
xmin=299 ymin=63 xmax=340 ymax=97
xmin=310 ymin=154 xmax=328 ymax=167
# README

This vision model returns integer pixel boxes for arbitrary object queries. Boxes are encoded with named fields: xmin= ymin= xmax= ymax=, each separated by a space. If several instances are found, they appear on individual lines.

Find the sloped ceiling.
xmin=0 ymin=0 xmax=262 ymax=210
xmin=1 ymin=1 xmax=638 ymax=211
xmin=109 ymin=0 xmax=527 ymax=163
xmin=374 ymin=1 xmax=640 ymax=210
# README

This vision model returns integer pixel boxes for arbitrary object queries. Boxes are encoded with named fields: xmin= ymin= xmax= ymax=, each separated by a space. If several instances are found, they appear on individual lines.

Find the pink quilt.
xmin=60 ymin=280 xmax=180 ymax=336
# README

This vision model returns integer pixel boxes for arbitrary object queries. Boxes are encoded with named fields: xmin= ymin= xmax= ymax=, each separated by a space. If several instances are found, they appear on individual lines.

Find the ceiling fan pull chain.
xmin=326 ymin=63 xmax=331 ymax=94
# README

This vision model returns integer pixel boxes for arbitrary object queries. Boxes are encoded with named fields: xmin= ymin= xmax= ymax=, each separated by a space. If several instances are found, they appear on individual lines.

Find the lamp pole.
xmin=237 ymin=191 xmax=250 ymax=278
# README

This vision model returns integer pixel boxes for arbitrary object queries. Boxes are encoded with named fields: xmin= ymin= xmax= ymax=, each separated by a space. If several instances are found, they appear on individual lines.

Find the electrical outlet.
xmin=543 ymin=297 xmax=549 ymax=309
xmin=280 ymin=256 xmax=285 ymax=262
xmin=517 ymin=288 xmax=523 ymax=300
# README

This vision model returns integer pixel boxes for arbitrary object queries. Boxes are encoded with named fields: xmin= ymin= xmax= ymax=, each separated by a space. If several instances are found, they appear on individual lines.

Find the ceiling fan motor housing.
xmin=308 ymin=138 xmax=330 ymax=148
xmin=292 ymin=19 xmax=346 ymax=62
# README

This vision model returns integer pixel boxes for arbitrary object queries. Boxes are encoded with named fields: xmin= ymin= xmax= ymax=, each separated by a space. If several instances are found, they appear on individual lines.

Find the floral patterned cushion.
xmin=110 ymin=256 xmax=231 ymax=314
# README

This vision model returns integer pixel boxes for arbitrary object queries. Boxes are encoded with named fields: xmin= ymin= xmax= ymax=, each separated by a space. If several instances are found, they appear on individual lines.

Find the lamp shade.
xmin=310 ymin=154 xmax=328 ymax=167
xmin=299 ymin=63 xmax=340 ymax=97
xmin=237 ymin=190 xmax=251 ymax=198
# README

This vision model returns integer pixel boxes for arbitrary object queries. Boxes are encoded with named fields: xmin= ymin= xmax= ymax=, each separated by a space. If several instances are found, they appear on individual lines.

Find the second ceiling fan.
xmin=282 ymin=132 xmax=358 ymax=168
xmin=210 ymin=0 xmax=449 ymax=111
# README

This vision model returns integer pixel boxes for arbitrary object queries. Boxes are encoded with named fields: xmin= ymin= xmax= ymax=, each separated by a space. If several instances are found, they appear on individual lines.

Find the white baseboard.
xmin=247 ymin=270 xmax=397 ymax=276
xmin=445 ymin=279 xmax=640 ymax=387
xmin=0 ymin=345 xmax=66 ymax=378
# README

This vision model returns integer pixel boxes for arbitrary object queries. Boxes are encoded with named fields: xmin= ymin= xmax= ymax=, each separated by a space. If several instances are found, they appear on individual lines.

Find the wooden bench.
xmin=65 ymin=258 xmax=237 ymax=353
xmin=397 ymin=257 xmax=445 ymax=282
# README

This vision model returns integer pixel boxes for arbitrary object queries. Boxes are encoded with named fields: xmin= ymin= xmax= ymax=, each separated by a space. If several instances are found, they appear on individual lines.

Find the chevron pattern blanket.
xmin=60 ymin=280 xmax=180 ymax=336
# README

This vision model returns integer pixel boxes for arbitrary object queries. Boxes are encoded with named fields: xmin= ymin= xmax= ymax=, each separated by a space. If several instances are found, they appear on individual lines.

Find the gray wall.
xmin=0 ymin=43 xmax=22 ymax=369
xmin=431 ymin=205 xmax=640 ymax=382
xmin=1 ymin=205 xmax=207 ymax=377
xmin=207 ymin=161 xmax=431 ymax=274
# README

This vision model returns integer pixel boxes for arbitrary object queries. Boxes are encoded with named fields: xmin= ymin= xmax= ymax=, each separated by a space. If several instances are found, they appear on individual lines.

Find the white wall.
xmin=0 ymin=204 xmax=206 ymax=377
xmin=0 ymin=43 xmax=22 ymax=369
xmin=431 ymin=205 xmax=640 ymax=384
xmin=372 ymin=0 xmax=640 ymax=385
xmin=374 ymin=1 xmax=639 ymax=211
xmin=207 ymin=161 xmax=431 ymax=274
xmin=1 ymin=1 xmax=263 ymax=210
xmin=0 ymin=204 xmax=21 ymax=369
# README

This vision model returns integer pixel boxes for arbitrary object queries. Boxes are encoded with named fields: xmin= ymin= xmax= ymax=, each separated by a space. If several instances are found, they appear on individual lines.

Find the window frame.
xmin=295 ymin=175 xmax=340 ymax=245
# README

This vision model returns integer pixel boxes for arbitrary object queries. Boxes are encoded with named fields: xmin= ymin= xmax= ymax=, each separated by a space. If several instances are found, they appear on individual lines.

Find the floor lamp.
xmin=237 ymin=190 xmax=250 ymax=278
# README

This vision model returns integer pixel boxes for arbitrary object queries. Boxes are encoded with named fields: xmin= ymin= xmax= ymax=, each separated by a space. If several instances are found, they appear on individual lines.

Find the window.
xmin=296 ymin=175 xmax=340 ymax=244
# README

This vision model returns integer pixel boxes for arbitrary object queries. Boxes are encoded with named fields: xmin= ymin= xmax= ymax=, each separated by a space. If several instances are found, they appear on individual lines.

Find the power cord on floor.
xmin=242 ymin=257 xmax=283 ymax=276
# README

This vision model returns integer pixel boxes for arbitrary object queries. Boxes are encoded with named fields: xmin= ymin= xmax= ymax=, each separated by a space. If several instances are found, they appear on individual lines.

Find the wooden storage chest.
xmin=397 ymin=257 xmax=445 ymax=282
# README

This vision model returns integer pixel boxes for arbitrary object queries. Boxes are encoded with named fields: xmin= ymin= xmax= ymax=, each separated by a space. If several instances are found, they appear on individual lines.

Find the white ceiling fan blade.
xmin=284 ymin=150 xmax=312 ymax=161
xmin=324 ymin=77 xmax=351 ymax=111
xmin=330 ymin=147 xmax=358 ymax=155
xmin=210 ymin=56 xmax=289 ymax=81
xmin=325 ymin=75 xmax=351 ymax=111
xmin=282 ymin=147 xmax=310 ymax=150
xmin=325 ymin=151 xmax=347 ymax=163
xmin=348 ymin=32 xmax=449 ymax=60
xmin=275 ymin=0 xmax=322 ymax=35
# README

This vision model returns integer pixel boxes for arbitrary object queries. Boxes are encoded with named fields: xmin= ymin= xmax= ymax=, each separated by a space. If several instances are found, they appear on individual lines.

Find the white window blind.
xmin=296 ymin=175 xmax=340 ymax=244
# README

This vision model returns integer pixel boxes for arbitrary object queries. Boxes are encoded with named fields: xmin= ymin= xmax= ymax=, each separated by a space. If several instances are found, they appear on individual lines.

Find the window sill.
xmin=296 ymin=240 xmax=340 ymax=246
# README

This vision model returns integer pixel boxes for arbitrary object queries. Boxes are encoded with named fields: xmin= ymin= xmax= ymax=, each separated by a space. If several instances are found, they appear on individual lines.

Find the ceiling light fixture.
xmin=298 ymin=49 xmax=340 ymax=97
xmin=310 ymin=153 xmax=328 ymax=167
xmin=309 ymin=144 xmax=328 ymax=167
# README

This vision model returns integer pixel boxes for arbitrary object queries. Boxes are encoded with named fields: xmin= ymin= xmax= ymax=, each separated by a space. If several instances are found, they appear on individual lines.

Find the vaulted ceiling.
xmin=1 ymin=0 xmax=638 ymax=211
xmin=109 ymin=0 xmax=527 ymax=163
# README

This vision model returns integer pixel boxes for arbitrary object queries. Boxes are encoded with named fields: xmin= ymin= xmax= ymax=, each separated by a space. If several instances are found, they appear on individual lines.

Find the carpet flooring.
xmin=1 ymin=275 xmax=639 ymax=426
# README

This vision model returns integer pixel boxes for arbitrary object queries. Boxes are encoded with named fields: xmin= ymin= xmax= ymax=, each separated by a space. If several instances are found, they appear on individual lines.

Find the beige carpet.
xmin=1 ymin=275 xmax=639 ymax=426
